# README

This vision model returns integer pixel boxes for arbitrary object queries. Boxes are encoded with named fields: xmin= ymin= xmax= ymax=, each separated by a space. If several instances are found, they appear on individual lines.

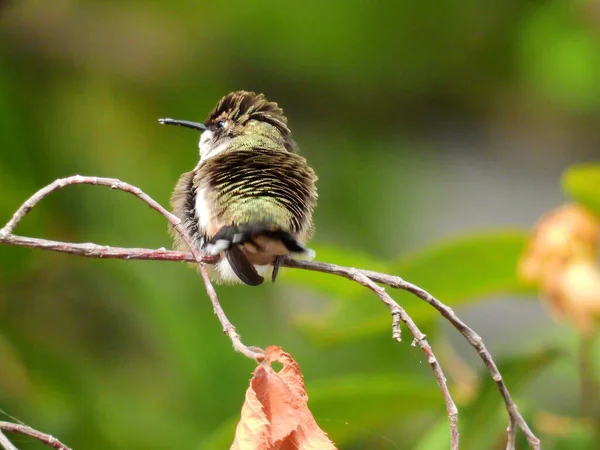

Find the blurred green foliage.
xmin=1 ymin=1 xmax=600 ymax=449
xmin=291 ymin=231 xmax=533 ymax=346
xmin=563 ymin=164 xmax=600 ymax=215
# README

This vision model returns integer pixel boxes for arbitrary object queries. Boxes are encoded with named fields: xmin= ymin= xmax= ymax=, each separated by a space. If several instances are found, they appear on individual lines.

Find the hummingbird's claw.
xmin=272 ymin=256 xmax=285 ymax=283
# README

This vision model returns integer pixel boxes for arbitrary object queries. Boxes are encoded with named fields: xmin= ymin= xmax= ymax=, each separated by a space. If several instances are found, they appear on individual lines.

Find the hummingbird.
xmin=160 ymin=91 xmax=318 ymax=286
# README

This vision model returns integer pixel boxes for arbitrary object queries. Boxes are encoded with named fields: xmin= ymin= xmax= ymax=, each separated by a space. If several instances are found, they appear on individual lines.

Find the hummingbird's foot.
xmin=272 ymin=255 xmax=285 ymax=283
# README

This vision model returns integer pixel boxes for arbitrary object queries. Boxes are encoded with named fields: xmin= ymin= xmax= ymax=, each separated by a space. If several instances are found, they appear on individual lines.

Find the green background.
xmin=1 ymin=1 xmax=600 ymax=449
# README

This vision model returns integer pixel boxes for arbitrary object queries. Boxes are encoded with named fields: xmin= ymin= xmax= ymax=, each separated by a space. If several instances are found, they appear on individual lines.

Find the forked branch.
xmin=0 ymin=175 xmax=542 ymax=449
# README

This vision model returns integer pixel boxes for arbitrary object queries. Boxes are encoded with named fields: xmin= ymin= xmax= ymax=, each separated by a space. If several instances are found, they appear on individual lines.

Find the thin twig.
xmin=506 ymin=417 xmax=517 ymax=450
xmin=0 ymin=422 xmax=71 ymax=450
xmin=197 ymin=262 xmax=265 ymax=360
xmin=0 ymin=175 xmax=543 ymax=448
xmin=0 ymin=234 xmax=212 ymax=262
xmin=1 ymin=176 xmax=173 ymax=237
xmin=346 ymin=268 xmax=459 ymax=449
xmin=0 ymin=429 xmax=18 ymax=450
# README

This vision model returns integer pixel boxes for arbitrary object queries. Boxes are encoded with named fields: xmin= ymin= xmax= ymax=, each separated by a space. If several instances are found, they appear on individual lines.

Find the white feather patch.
xmin=216 ymin=259 xmax=273 ymax=284
xmin=198 ymin=130 xmax=231 ymax=161
xmin=198 ymin=130 xmax=213 ymax=159
xmin=205 ymin=239 xmax=230 ymax=255
xmin=195 ymin=187 xmax=210 ymax=229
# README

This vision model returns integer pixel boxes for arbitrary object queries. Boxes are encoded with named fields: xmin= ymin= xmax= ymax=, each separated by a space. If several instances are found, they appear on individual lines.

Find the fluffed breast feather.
xmin=196 ymin=148 xmax=318 ymax=237
xmin=169 ymin=148 xmax=318 ymax=256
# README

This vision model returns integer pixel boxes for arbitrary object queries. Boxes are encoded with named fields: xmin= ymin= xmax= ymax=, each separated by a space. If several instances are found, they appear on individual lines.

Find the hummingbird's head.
xmin=159 ymin=91 xmax=295 ymax=161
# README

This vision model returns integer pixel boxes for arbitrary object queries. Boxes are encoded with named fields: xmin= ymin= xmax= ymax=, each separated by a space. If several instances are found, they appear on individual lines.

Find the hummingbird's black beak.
xmin=158 ymin=118 xmax=207 ymax=132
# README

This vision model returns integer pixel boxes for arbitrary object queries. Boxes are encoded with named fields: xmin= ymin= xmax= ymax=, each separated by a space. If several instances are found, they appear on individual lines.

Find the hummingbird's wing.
xmin=169 ymin=170 xmax=205 ymax=254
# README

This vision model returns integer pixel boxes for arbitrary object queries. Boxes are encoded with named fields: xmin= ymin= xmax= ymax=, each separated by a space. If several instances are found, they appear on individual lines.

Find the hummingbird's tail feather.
xmin=205 ymin=223 xmax=311 ymax=255
xmin=224 ymin=246 xmax=265 ymax=286
xmin=204 ymin=222 xmax=314 ymax=285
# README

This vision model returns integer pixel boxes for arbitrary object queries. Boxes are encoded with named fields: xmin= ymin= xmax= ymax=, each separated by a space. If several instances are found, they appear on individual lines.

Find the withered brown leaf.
xmin=231 ymin=346 xmax=337 ymax=450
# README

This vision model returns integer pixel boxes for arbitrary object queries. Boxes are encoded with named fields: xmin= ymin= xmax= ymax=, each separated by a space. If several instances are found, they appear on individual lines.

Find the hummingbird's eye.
xmin=216 ymin=120 xmax=226 ymax=129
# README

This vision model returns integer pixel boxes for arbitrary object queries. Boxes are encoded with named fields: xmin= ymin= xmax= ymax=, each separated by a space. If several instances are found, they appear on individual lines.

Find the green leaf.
xmin=308 ymin=373 xmax=442 ymax=443
xmin=414 ymin=416 xmax=456 ymax=450
xmin=293 ymin=230 xmax=533 ymax=345
xmin=562 ymin=163 xmax=600 ymax=215
xmin=550 ymin=420 xmax=597 ymax=450
xmin=200 ymin=373 xmax=443 ymax=449
xmin=392 ymin=229 xmax=532 ymax=304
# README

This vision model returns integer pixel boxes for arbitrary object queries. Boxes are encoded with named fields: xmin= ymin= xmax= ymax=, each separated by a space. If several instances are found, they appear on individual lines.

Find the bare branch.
xmin=0 ymin=175 xmax=261 ymax=361
xmin=286 ymin=259 xmax=540 ymax=450
xmin=0 ymin=422 xmax=71 ymax=450
xmin=0 ymin=175 xmax=542 ymax=448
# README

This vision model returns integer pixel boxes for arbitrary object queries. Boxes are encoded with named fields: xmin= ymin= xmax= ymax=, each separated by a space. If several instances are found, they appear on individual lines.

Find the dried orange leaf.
xmin=231 ymin=346 xmax=337 ymax=450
